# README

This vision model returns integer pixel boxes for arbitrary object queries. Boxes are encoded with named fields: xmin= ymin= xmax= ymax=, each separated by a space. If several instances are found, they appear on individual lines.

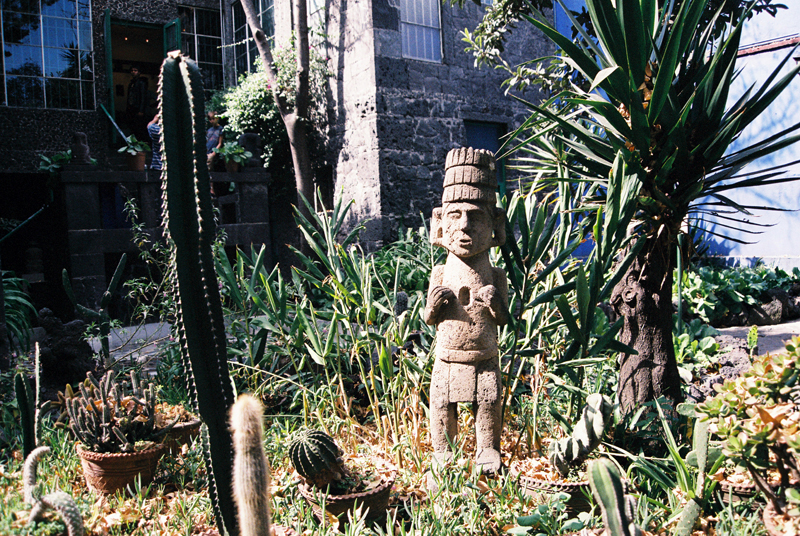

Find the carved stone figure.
xmin=424 ymin=147 xmax=508 ymax=475
xmin=70 ymin=132 xmax=92 ymax=164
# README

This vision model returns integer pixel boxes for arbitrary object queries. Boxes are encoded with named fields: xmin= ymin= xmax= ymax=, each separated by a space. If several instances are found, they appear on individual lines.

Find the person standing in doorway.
xmin=126 ymin=66 xmax=148 ymax=142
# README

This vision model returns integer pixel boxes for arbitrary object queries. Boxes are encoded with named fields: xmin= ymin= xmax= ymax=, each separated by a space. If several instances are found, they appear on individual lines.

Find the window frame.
xmin=399 ymin=0 xmax=443 ymax=63
xmin=178 ymin=5 xmax=224 ymax=92
xmin=1 ymin=0 xmax=95 ymax=110
xmin=232 ymin=0 xmax=274 ymax=79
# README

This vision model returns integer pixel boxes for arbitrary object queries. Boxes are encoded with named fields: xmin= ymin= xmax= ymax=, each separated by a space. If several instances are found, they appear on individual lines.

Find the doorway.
xmin=110 ymin=23 xmax=163 ymax=139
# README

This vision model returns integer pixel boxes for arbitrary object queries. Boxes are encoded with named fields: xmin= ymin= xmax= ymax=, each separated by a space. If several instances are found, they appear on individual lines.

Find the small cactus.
xmin=549 ymin=393 xmax=613 ymax=477
xmin=14 ymin=345 xmax=44 ymax=457
xmin=230 ymin=394 xmax=271 ymax=536
xmin=588 ymin=459 xmax=640 ymax=536
xmin=288 ymin=430 xmax=346 ymax=489
xmin=24 ymin=446 xmax=84 ymax=536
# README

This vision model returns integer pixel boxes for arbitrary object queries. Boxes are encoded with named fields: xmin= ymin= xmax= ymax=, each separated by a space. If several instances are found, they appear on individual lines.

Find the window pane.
xmin=46 ymin=77 xmax=79 ymax=108
xmin=43 ymin=46 xmax=72 ymax=77
xmin=4 ymin=44 xmax=43 ymax=74
xmin=77 ymin=0 xmax=90 ymax=19
xmin=42 ymin=16 xmax=78 ymax=48
xmin=198 ymin=35 xmax=221 ymax=64
xmin=80 ymin=79 xmax=93 ymax=109
xmin=78 ymin=20 xmax=90 ymax=49
xmin=79 ymin=50 xmax=93 ymax=79
xmin=6 ymin=75 xmax=43 ymax=106
xmin=42 ymin=0 xmax=76 ymax=19
xmin=2 ymin=0 xmax=39 ymax=14
xmin=178 ymin=6 xmax=195 ymax=34
xmin=3 ymin=12 xmax=42 ymax=46
xmin=181 ymin=34 xmax=196 ymax=59
xmin=196 ymin=9 xmax=220 ymax=37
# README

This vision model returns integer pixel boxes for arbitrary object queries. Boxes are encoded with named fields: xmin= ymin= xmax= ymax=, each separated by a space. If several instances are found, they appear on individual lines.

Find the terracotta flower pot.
xmin=76 ymin=443 xmax=165 ymax=495
xmin=161 ymin=418 xmax=202 ymax=454
xmin=718 ymin=479 xmax=760 ymax=505
xmin=126 ymin=151 xmax=146 ymax=171
xmin=298 ymin=458 xmax=396 ymax=522
xmin=225 ymin=160 xmax=241 ymax=173
xmin=514 ymin=472 xmax=593 ymax=516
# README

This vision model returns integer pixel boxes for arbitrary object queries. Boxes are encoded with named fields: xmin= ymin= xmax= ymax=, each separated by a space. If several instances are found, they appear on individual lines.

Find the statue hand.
xmin=424 ymin=286 xmax=456 ymax=325
xmin=475 ymin=285 xmax=498 ymax=307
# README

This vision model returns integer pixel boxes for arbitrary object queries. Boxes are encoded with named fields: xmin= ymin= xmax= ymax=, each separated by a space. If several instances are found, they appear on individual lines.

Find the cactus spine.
xmin=230 ymin=394 xmax=271 ymax=536
xmin=159 ymin=51 xmax=238 ymax=536
xmin=550 ymin=393 xmax=613 ymax=477
xmin=288 ymin=430 xmax=346 ymax=489
xmin=24 ymin=446 xmax=84 ymax=536
xmin=588 ymin=459 xmax=641 ymax=536
xmin=15 ymin=345 xmax=44 ymax=457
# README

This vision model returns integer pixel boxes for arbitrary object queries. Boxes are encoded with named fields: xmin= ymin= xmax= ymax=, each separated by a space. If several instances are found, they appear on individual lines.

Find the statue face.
xmin=441 ymin=202 xmax=494 ymax=258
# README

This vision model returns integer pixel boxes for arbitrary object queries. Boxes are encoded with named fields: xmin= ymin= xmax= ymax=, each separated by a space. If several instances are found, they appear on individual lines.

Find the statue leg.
xmin=430 ymin=359 xmax=457 ymax=465
xmin=475 ymin=357 xmax=502 ymax=473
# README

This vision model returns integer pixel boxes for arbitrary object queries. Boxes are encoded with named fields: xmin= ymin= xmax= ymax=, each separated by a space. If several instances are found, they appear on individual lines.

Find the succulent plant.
xmin=230 ymin=394 xmax=271 ymax=536
xmin=549 ymin=393 xmax=613 ymax=477
xmin=65 ymin=370 xmax=174 ymax=453
xmin=159 ymin=50 xmax=238 ymax=536
xmin=24 ymin=446 xmax=84 ymax=536
xmin=288 ymin=430 xmax=347 ymax=489
xmin=588 ymin=458 xmax=641 ymax=536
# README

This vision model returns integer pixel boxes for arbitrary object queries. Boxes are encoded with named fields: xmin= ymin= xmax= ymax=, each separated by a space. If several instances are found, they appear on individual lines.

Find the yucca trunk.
xmin=611 ymin=230 xmax=683 ymax=415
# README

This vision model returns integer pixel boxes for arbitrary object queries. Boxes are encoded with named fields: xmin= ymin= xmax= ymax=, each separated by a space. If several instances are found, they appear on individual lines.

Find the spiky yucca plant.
xmin=513 ymin=0 xmax=800 ymax=413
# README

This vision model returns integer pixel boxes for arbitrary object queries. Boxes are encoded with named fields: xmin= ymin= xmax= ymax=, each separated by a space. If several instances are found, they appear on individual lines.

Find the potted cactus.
xmin=66 ymin=370 xmax=177 ymax=494
xmin=697 ymin=339 xmax=800 ymax=536
xmin=512 ymin=394 xmax=613 ymax=514
xmin=289 ymin=430 xmax=396 ymax=521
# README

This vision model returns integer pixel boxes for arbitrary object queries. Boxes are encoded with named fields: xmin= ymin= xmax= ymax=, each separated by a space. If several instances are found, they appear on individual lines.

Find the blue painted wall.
xmin=701 ymin=4 xmax=800 ymax=268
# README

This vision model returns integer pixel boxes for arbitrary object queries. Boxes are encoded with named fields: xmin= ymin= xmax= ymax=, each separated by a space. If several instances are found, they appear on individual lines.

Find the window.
xmin=400 ymin=0 xmax=441 ymax=62
xmin=232 ymin=0 xmax=273 ymax=79
xmin=178 ymin=6 xmax=223 ymax=91
xmin=1 ymin=0 xmax=94 ymax=109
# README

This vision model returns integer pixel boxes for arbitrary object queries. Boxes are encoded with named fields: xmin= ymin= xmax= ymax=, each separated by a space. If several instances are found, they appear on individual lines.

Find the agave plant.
xmin=510 ymin=0 xmax=800 ymax=413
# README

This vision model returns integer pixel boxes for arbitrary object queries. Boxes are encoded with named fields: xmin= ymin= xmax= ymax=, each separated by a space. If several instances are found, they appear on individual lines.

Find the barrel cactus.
xmin=288 ymin=430 xmax=347 ymax=489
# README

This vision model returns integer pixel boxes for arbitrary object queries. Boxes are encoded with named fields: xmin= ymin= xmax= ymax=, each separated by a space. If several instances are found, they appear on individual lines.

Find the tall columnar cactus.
xmin=63 ymin=253 xmax=127 ymax=367
xmin=24 ymin=446 xmax=84 ymax=536
xmin=550 ymin=393 xmax=613 ymax=477
xmin=230 ymin=394 xmax=271 ymax=536
xmin=159 ymin=51 xmax=238 ymax=536
xmin=288 ymin=430 xmax=346 ymax=489
xmin=15 ymin=345 xmax=44 ymax=457
xmin=588 ymin=459 xmax=641 ymax=536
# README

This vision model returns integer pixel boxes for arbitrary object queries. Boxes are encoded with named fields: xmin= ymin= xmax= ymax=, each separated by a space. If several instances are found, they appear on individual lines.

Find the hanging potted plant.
xmin=213 ymin=141 xmax=252 ymax=173
xmin=118 ymin=135 xmax=151 ymax=171
xmin=289 ymin=430 xmax=396 ymax=522
xmin=697 ymin=340 xmax=800 ymax=536
xmin=66 ymin=370 xmax=178 ymax=495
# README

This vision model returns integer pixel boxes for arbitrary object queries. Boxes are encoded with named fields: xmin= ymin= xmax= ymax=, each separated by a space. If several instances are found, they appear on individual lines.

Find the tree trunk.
xmin=240 ymin=0 xmax=315 ymax=220
xmin=611 ymin=230 xmax=683 ymax=415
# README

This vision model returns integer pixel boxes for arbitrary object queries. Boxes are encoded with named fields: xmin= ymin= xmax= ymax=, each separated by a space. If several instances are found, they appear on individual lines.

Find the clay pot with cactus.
xmin=66 ymin=370 xmax=177 ymax=494
xmin=289 ymin=430 xmax=396 ymax=522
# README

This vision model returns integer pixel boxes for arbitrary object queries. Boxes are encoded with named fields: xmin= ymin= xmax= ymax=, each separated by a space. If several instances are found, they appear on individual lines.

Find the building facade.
xmin=0 ymin=0 xmax=551 ymax=312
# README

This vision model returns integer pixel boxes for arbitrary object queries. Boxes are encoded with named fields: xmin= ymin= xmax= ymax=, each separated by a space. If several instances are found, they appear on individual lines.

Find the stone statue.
xmin=70 ymin=132 xmax=92 ymax=164
xmin=424 ymin=147 xmax=508 ymax=475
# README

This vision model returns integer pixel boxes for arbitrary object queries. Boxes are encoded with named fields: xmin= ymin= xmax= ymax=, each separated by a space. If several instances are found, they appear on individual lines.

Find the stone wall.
xmin=328 ymin=0 xmax=554 ymax=248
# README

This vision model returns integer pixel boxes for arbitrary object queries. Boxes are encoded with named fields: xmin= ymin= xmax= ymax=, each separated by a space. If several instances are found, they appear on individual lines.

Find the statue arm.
xmin=488 ymin=268 xmax=509 ymax=326
xmin=424 ymin=267 xmax=454 ymax=326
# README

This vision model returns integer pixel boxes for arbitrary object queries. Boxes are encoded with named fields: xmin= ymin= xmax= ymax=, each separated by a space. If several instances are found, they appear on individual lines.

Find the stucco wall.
xmin=702 ymin=10 xmax=800 ymax=268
